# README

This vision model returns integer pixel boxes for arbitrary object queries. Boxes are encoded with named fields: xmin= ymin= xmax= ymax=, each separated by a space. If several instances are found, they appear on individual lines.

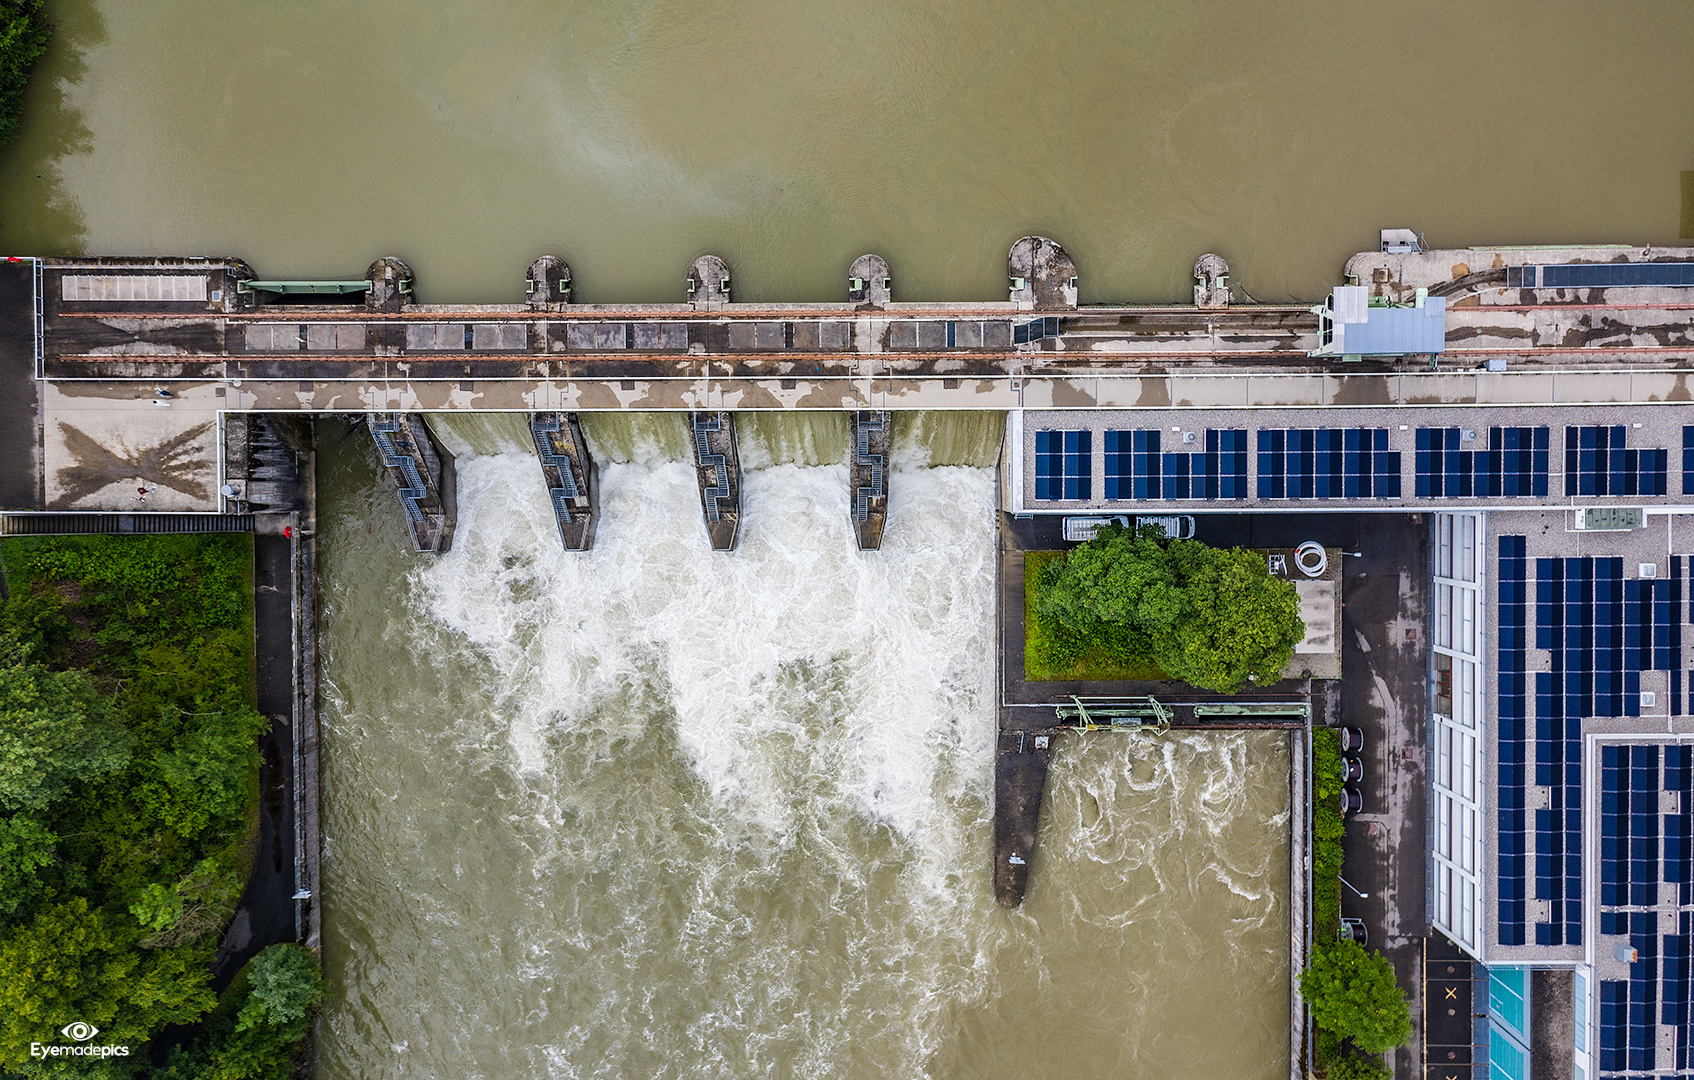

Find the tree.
xmin=1035 ymin=529 xmax=1304 ymax=692
xmin=0 ymin=898 xmax=214 ymax=1066
xmin=0 ymin=0 xmax=51 ymax=146
xmin=1156 ymin=542 xmax=1305 ymax=690
xmin=238 ymin=944 xmax=326 ymax=1031
xmin=0 ymin=812 xmax=56 ymax=927
xmin=0 ymin=638 xmax=131 ymax=812
xmin=154 ymin=945 xmax=326 ymax=1080
xmin=1299 ymin=938 xmax=1412 ymax=1054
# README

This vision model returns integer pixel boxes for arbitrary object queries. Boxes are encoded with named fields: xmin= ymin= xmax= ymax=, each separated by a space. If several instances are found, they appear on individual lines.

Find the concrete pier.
xmin=848 ymin=255 xmax=892 ymax=307
xmin=1009 ymin=235 xmax=1078 ymax=310
xmin=1194 ymin=253 xmax=1230 ymax=309
xmin=529 ymin=411 xmax=597 ymax=551
xmin=993 ymin=726 xmax=1053 ymax=906
xmin=369 ymin=413 xmax=455 ymax=553
xmin=849 ymin=410 xmax=889 ymax=550
xmin=526 ymin=255 xmax=572 ymax=310
xmin=691 ymin=411 xmax=741 ymax=551
xmin=688 ymin=255 xmax=731 ymax=311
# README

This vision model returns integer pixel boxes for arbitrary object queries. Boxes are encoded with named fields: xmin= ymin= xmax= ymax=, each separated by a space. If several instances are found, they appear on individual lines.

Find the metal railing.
xmin=370 ymin=415 xmax=428 ymax=526
xmin=693 ymin=413 xmax=730 ymax=522
xmin=853 ymin=412 xmax=887 ymax=523
xmin=0 ymin=512 xmax=255 ymax=536
xmin=32 ymin=258 xmax=44 ymax=379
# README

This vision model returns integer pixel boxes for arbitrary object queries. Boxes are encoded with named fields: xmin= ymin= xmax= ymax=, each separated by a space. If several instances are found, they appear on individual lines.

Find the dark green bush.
xmin=0 ymin=0 xmax=50 ymax=146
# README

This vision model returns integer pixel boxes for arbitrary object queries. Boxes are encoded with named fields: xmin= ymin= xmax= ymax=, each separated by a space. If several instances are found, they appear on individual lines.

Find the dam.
xmin=5 ymin=235 xmax=1694 ymax=1079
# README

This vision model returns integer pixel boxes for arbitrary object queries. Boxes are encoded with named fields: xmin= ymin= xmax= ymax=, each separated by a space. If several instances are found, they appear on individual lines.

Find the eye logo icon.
xmin=60 ymin=1022 xmax=98 ymax=1042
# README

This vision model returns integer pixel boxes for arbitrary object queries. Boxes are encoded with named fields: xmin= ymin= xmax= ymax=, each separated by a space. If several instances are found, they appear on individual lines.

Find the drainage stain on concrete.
xmin=49 ymin=419 xmax=213 ymax=508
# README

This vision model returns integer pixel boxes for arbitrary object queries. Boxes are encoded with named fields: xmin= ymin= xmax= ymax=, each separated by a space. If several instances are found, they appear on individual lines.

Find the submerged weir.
xmin=313 ymin=411 xmax=1290 ymax=1079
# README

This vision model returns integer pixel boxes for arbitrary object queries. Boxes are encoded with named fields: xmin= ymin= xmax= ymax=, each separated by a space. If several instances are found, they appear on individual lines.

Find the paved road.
xmin=211 ymin=532 xmax=299 ymax=988
xmin=0 ymin=259 xmax=40 ymax=509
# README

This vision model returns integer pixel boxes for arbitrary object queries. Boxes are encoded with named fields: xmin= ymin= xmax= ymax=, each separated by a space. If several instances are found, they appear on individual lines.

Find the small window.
xmin=1435 ymin=654 xmax=1453 ymax=718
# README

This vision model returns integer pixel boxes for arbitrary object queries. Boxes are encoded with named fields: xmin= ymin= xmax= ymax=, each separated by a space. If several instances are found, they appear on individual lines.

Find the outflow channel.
xmin=311 ymin=415 xmax=1292 ymax=1080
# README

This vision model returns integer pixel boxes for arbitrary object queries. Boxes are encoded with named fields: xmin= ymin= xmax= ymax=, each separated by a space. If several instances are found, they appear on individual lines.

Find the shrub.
xmin=1326 ymin=1049 xmax=1392 ymax=1080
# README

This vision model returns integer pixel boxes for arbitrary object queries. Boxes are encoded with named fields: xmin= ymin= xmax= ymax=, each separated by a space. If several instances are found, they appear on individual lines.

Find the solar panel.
xmin=1100 ymin=429 xmax=1246 ymax=502
xmin=1034 ymin=429 xmax=1091 ymax=501
xmin=1685 ymin=426 xmax=1694 ymax=495
xmin=1255 ymin=427 xmax=1399 ymax=499
xmin=1539 ymin=261 xmax=1694 ymax=288
xmin=1499 ymin=536 xmax=1529 ymax=944
xmin=1414 ymin=427 xmax=1549 ymax=497
xmin=1565 ymin=426 xmax=1669 ymax=497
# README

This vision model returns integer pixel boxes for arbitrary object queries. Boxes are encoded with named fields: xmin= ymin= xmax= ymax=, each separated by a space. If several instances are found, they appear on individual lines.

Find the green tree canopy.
xmin=0 ymin=812 xmax=56 ymax=927
xmin=0 ymin=637 xmax=131 ymax=812
xmin=1299 ymin=938 xmax=1412 ymax=1054
xmin=0 ymin=897 xmax=215 ymax=1066
xmin=238 ymin=944 xmax=327 ymax=1031
xmin=1035 ymin=529 xmax=1304 ymax=691
xmin=0 ymin=0 xmax=50 ymax=146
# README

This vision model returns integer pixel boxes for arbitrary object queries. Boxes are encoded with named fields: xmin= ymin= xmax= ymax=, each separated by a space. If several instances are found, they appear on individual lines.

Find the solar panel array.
xmin=1414 ymin=427 xmax=1550 ymax=497
xmin=1498 ymin=536 xmax=1529 ymax=944
xmin=1034 ymin=429 xmax=1091 ymax=501
xmin=1597 ymin=744 xmax=1694 ymax=1077
xmin=1100 ymin=429 xmax=1249 ymax=501
xmin=1255 ymin=428 xmax=1401 ymax=499
xmin=1499 ymin=545 xmax=1689 ymax=951
xmin=1540 ymin=261 xmax=1694 ymax=289
xmin=1566 ymin=426 xmax=1669 ymax=497
xmin=1684 ymin=427 xmax=1694 ymax=495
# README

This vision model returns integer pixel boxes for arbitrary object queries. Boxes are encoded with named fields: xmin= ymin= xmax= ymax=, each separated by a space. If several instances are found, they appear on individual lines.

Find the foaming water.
xmin=314 ymin=422 xmax=1288 ymax=1079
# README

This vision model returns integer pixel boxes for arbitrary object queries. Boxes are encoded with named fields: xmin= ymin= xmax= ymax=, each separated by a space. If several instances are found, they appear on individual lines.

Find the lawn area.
xmin=1023 ymin=549 xmax=1165 ymax=682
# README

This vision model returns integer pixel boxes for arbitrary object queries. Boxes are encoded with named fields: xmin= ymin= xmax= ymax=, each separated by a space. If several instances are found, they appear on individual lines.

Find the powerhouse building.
xmin=1011 ymin=407 xmax=1694 ymax=1080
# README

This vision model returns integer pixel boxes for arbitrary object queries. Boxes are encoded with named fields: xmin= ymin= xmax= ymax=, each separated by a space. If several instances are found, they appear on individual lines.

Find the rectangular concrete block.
xmin=917 ymin=321 xmax=947 ymax=349
xmin=307 ymin=323 xmax=363 ymax=351
xmin=593 ymin=323 xmax=626 ymax=350
xmin=565 ymin=323 xmax=596 ymax=350
xmin=245 ymin=324 xmax=298 ymax=352
xmin=790 ymin=322 xmax=820 ymax=349
xmin=728 ymin=323 xmax=755 ymax=350
xmin=754 ymin=322 xmax=785 ymax=349
xmin=888 ymin=321 xmax=917 ymax=349
xmin=954 ymin=321 xmax=984 ymax=348
xmin=982 ymin=321 xmax=1012 ymax=348
xmin=820 ymin=322 xmax=851 ymax=349
xmin=633 ymin=323 xmax=663 ymax=349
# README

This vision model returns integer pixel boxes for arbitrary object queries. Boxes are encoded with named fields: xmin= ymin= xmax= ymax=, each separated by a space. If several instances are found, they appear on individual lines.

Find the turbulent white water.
xmin=314 ymin=416 xmax=1289 ymax=1080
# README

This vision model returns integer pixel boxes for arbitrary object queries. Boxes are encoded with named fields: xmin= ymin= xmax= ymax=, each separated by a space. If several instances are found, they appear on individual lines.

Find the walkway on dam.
xmin=7 ymin=242 xmax=1694 ymax=511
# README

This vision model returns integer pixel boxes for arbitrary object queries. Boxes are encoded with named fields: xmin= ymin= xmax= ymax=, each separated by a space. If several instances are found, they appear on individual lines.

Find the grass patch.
xmin=1023 ymin=550 xmax=1165 ymax=682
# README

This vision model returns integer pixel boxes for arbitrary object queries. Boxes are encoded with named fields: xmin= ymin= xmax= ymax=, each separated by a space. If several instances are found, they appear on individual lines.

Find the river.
xmin=313 ymin=413 xmax=1290 ymax=1080
xmin=3 ymin=3 xmax=1688 ymax=1077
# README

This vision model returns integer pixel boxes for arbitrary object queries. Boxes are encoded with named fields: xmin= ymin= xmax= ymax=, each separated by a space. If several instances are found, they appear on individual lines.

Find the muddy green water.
xmin=315 ymin=414 xmax=1290 ymax=1080
xmin=2 ymin=3 xmax=1691 ymax=302
xmin=4 ymin=3 xmax=1689 ymax=1077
